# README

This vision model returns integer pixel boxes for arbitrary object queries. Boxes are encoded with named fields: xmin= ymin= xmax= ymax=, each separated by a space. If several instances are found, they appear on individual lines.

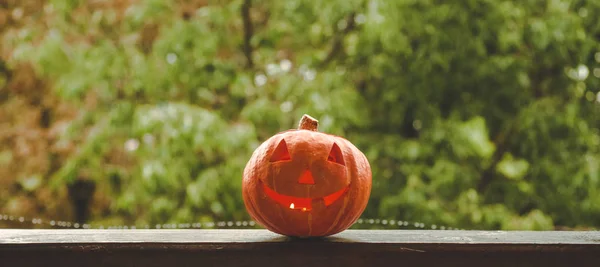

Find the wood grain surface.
xmin=1 ymin=229 xmax=599 ymax=267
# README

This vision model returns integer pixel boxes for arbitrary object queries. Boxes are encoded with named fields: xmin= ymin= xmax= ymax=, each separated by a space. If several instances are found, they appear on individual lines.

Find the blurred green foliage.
xmin=1 ymin=0 xmax=600 ymax=230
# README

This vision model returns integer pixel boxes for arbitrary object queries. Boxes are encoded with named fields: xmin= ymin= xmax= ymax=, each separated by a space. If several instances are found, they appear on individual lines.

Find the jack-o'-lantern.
xmin=242 ymin=114 xmax=372 ymax=237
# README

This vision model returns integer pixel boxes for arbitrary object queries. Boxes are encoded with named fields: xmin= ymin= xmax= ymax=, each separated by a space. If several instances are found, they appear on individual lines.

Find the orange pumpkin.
xmin=242 ymin=114 xmax=372 ymax=237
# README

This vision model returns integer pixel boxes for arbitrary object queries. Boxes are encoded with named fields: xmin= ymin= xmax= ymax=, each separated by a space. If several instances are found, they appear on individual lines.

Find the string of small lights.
xmin=0 ymin=213 xmax=464 ymax=230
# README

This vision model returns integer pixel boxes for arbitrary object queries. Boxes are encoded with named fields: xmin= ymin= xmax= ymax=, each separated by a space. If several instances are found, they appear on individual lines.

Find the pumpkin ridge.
xmin=243 ymin=146 xmax=291 ymax=236
xmin=307 ymin=213 xmax=312 ymax=236
xmin=275 ymin=201 xmax=304 ymax=237
xmin=323 ymin=180 xmax=352 ymax=235
xmin=251 ymin=185 xmax=288 ymax=235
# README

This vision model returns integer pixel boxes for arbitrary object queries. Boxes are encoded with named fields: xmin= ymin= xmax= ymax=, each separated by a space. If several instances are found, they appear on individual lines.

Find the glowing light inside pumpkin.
xmin=262 ymin=183 xmax=349 ymax=212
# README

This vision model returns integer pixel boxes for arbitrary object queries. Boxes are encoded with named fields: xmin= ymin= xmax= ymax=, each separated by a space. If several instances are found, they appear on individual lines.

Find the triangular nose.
xmin=298 ymin=170 xmax=315 ymax=185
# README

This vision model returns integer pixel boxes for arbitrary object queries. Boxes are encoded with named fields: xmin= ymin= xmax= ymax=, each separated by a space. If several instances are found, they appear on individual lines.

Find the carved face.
xmin=242 ymin=115 xmax=371 ymax=237
xmin=262 ymin=136 xmax=351 ymax=212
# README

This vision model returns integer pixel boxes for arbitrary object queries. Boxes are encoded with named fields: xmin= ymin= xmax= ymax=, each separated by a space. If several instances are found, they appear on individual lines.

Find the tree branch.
xmin=241 ymin=0 xmax=254 ymax=69
xmin=477 ymin=61 xmax=555 ymax=193
xmin=476 ymin=123 xmax=515 ymax=193
xmin=319 ymin=12 xmax=357 ymax=68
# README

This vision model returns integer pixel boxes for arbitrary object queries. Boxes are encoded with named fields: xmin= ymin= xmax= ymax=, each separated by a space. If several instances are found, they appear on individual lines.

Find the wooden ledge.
xmin=1 ymin=229 xmax=599 ymax=267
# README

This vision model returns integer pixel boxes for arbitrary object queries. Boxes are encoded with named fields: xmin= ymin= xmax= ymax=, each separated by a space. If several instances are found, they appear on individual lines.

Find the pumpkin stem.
xmin=298 ymin=114 xmax=318 ymax=131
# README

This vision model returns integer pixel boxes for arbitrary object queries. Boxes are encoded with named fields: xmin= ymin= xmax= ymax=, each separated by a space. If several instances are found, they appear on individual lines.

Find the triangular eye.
xmin=327 ymin=143 xmax=345 ymax=166
xmin=270 ymin=138 xmax=291 ymax=162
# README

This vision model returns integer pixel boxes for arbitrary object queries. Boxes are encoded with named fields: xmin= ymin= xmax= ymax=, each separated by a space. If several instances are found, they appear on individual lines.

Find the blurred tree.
xmin=1 ymin=0 xmax=599 ymax=230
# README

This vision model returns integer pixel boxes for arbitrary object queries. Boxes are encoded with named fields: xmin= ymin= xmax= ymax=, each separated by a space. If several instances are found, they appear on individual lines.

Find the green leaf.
xmin=457 ymin=116 xmax=496 ymax=159
xmin=496 ymin=153 xmax=530 ymax=180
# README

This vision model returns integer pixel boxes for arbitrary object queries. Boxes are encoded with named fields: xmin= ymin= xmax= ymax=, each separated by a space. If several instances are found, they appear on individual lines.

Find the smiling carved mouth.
xmin=262 ymin=183 xmax=349 ymax=212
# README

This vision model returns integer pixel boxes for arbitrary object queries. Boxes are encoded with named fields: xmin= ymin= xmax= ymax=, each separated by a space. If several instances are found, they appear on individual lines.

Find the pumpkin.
xmin=242 ymin=114 xmax=372 ymax=237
